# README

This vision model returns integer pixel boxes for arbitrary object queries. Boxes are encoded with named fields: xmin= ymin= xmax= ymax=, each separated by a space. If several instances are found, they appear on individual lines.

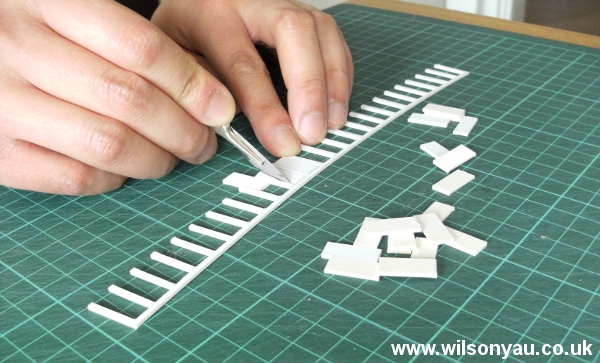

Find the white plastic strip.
xmin=171 ymin=237 xmax=215 ymax=257
xmin=416 ymin=213 xmax=454 ymax=245
xmin=255 ymin=172 xmax=293 ymax=189
xmin=445 ymin=227 xmax=488 ymax=256
xmin=328 ymin=129 xmax=362 ymax=140
xmin=372 ymin=97 xmax=406 ymax=109
xmin=206 ymin=211 xmax=249 ymax=228
xmin=239 ymin=186 xmax=280 ymax=201
xmin=425 ymin=68 xmax=456 ymax=79
xmin=324 ymin=256 xmax=380 ymax=281
xmin=274 ymin=156 xmax=322 ymax=174
xmin=420 ymin=141 xmax=450 ymax=158
xmin=433 ymin=170 xmax=475 ymax=196
xmin=108 ymin=285 xmax=154 ymax=308
xmin=434 ymin=64 xmax=464 ymax=75
xmin=423 ymin=202 xmax=455 ymax=222
xmin=433 ymin=144 xmax=477 ymax=173
xmin=387 ymin=231 xmax=417 ymax=254
xmin=345 ymin=122 xmax=374 ymax=132
xmin=378 ymin=257 xmax=437 ymax=278
xmin=353 ymin=217 xmax=381 ymax=248
xmin=321 ymin=242 xmax=382 ymax=262
xmin=89 ymin=64 xmax=469 ymax=328
xmin=223 ymin=173 xmax=269 ymax=190
xmin=408 ymin=113 xmax=451 ymax=128
xmin=320 ymin=138 xmax=351 ymax=149
xmin=151 ymin=252 xmax=194 ymax=273
xmin=222 ymin=198 xmax=264 ymax=214
xmin=366 ymin=217 xmax=422 ymax=235
xmin=394 ymin=85 xmax=427 ymax=96
xmin=383 ymin=91 xmax=418 ymax=103
xmin=415 ymin=74 xmax=447 ymax=84
xmin=130 ymin=268 xmax=175 ymax=290
xmin=423 ymin=103 xmax=465 ymax=122
xmin=453 ymin=116 xmax=479 ymax=137
xmin=189 ymin=224 xmax=231 ymax=241
xmin=301 ymin=145 xmax=337 ymax=158
xmin=406 ymin=80 xmax=437 ymax=91
xmin=348 ymin=112 xmax=385 ymax=124
xmin=411 ymin=238 xmax=438 ymax=259
xmin=361 ymin=105 xmax=396 ymax=116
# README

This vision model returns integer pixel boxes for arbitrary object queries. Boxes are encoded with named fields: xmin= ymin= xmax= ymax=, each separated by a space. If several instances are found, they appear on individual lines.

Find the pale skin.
xmin=0 ymin=0 xmax=353 ymax=195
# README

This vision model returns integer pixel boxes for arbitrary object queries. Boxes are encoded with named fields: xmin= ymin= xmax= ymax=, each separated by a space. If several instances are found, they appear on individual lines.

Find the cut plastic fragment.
xmin=366 ymin=217 xmax=422 ymax=236
xmin=411 ymin=238 xmax=438 ymax=259
xmin=453 ymin=116 xmax=478 ymax=137
xmin=324 ymin=256 xmax=380 ymax=281
xmin=387 ymin=231 xmax=417 ymax=254
xmin=432 ymin=170 xmax=475 ymax=196
xmin=378 ymin=257 xmax=437 ymax=278
xmin=416 ymin=213 xmax=454 ymax=245
xmin=423 ymin=103 xmax=465 ymax=122
xmin=445 ymin=227 xmax=487 ymax=256
xmin=423 ymin=202 xmax=455 ymax=222
xmin=321 ymin=242 xmax=382 ymax=262
xmin=421 ymin=141 xmax=450 ymax=158
xmin=433 ymin=144 xmax=476 ymax=173
xmin=353 ymin=217 xmax=382 ymax=248
xmin=408 ymin=113 xmax=451 ymax=128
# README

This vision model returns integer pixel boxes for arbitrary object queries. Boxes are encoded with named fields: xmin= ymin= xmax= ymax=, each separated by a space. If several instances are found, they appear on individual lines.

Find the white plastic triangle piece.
xmin=453 ymin=116 xmax=479 ymax=137
xmin=420 ymin=141 xmax=450 ymax=158
xmin=353 ymin=217 xmax=382 ymax=248
xmin=416 ymin=213 xmax=454 ymax=245
xmin=408 ymin=113 xmax=451 ymax=128
xmin=432 ymin=170 xmax=475 ymax=196
xmin=445 ymin=227 xmax=488 ymax=256
xmin=387 ymin=231 xmax=417 ymax=254
xmin=423 ymin=103 xmax=465 ymax=122
xmin=433 ymin=144 xmax=476 ymax=173
xmin=411 ymin=238 xmax=438 ymax=259
xmin=321 ymin=242 xmax=382 ymax=262
xmin=378 ymin=257 xmax=437 ymax=278
xmin=365 ymin=217 xmax=422 ymax=236
xmin=324 ymin=256 xmax=380 ymax=281
xmin=423 ymin=202 xmax=455 ymax=222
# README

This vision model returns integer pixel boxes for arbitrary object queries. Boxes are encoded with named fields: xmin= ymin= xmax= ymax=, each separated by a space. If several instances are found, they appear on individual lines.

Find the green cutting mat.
xmin=2 ymin=4 xmax=600 ymax=362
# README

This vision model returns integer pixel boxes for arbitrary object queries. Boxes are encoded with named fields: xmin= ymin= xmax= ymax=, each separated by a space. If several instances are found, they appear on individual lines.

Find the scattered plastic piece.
xmin=432 ymin=170 xmax=475 ymax=196
xmin=433 ymin=144 xmax=476 ymax=173
xmin=420 ymin=141 xmax=450 ymax=158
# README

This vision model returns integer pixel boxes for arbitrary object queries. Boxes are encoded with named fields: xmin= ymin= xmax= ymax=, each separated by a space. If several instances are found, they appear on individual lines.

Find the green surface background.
xmin=2 ymin=4 xmax=600 ymax=363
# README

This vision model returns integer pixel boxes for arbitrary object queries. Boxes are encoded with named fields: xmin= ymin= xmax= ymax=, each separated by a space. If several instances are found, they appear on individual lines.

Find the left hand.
xmin=152 ymin=0 xmax=354 ymax=157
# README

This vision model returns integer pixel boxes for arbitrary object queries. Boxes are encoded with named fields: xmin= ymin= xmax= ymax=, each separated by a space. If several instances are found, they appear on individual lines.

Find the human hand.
xmin=152 ymin=0 xmax=354 ymax=156
xmin=0 ymin=0 xmax=236 ymax=195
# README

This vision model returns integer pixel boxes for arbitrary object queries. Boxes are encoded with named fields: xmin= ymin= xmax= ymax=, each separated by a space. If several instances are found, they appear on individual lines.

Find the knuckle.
xmin=101 ymin=69 xmax=152 ymax=119
xmin=312 ymin=11 xmax=337 ymax=27
xmin=227 ymin=50 xmax=269 ymax=78
xmin=176 ymin=57 xmax=211 ymax=105
xmin=56 ymin=166 xmax=95 ymax=196
xmin=87 ymin=122 xmax=131 ymax=166
xmin=275 ymin=8 xmax=315 ymax=31
xmin=296 ymin=77 xmax=326 ymax=95
xmin=173 ymin=124 xmax=206 ymax=159
xmin=117 ymin=23 xmax=164 ymax=70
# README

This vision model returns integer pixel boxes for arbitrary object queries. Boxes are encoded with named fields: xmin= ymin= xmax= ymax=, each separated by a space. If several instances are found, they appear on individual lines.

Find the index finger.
xmin=35 ymin=0 xmax=236 ymax=127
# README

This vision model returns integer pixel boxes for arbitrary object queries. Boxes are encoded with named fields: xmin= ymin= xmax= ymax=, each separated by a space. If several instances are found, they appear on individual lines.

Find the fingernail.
xmin=198 ymin=131 xmax=217 ymax=164
xmin=273 ymin=125 xmax=301 ymax=156
xmin=299 ymin=111 xmax=327 ymax=144
xmin=328 ymin=101 xmax=347 ymax=128
xmin=205 ymin=90 xmax=235 ymax=125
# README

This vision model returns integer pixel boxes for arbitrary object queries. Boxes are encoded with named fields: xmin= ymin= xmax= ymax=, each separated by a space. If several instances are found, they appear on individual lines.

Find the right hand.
xmin=0 ymin=0 xmax=236 ymax=195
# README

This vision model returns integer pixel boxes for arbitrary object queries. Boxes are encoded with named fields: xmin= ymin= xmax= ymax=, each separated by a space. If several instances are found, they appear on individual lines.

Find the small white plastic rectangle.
xmin=420 ymin=141 xmax=449 ymax=158
xmin=411 ymin=238 xmax=438 ymax=259
xmin=321 ymin=242 xmax=382 ymax=262
xmin=366 ymin=217 xmax=422 ymax=236
xmin=433 ymin=144 xmax=476 ymax=173
xmin=223 ymin=173 xmax=269 ymax=190
xmin=408 ymin=113 xmax=451 ymax=128
xmin=423 ymin=202 xmax=455 ymax=222
xmin=378 ymin=257 xmax=437 ymax=278
xmin=353 ymin=218 xmax=382 ymax=248
xmin=432 ymin=170 xmax=475 ymax=196
xmin=387 ymin=231 xmax=417 ymax=254
xmin=423 ymin=103 xmax=465 ymax=122
xmin=274 ymin=156 xmax=321 ymax=174
xmin=453 ymin=116 xmax=478 ymax=137
xmin=445 ymin=227 xmax=487 ymax=256
xmin=324 ymin=256 xmax=379 ymax=281
xmin=416 ymin=213 xmax=454 ymax=245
